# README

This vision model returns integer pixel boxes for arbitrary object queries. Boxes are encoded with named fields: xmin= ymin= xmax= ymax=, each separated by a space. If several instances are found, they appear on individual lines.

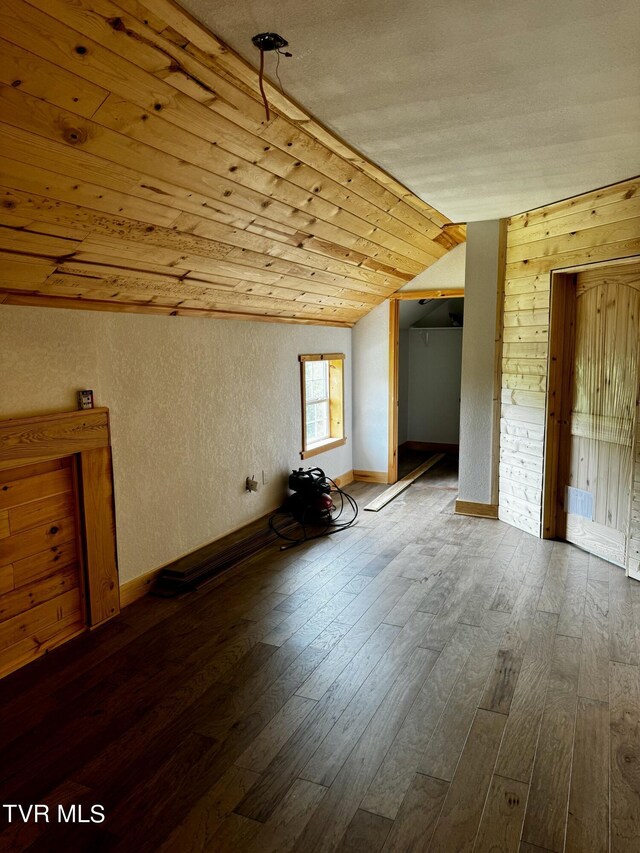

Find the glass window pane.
xmin=304 ymin=359 xmax=332 ymax=445
xmin=314 ymin=401 xmax=329 ymax=441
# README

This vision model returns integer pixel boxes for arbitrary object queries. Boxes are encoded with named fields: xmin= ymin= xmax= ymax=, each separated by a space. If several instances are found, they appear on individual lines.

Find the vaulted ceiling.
xmin=0 ymin=0 xmax=464 ymax=327
xmin=183 ymin=0 xmax=640 ymax=222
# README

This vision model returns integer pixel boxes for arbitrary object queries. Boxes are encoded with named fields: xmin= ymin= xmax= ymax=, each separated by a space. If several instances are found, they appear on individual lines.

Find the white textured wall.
xmin=398 ymin=330 xmax=409 ymax=445
xmin=0 ymin=306 xmax=352 ymax=583
xmin=352 ymin=301 xmax=389 ymax=474
xmin=407 ymin=328 xmax=462 ymax=444
xmin=458 ymin=220 xmax=503 ymax=504
xmin=397 ymin=243 xmax=466 ymax=293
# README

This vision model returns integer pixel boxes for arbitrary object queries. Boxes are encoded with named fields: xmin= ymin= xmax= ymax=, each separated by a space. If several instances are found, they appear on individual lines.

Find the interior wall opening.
xmin=392 ymin=296 xmax=464 ymax=487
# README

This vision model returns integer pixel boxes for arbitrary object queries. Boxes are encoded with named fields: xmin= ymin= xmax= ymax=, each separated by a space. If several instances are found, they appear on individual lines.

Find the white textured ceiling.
xmin=180 ymin=0 xmax=640 ymax=221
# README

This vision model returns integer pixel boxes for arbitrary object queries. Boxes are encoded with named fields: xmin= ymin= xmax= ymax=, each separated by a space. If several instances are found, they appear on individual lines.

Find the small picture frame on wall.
xmin=77 ymin=389 xmax=94 ymax=410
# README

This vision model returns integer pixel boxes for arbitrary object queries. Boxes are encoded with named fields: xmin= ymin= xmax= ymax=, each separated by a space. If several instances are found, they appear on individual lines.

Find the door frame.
xmin=542 ymin=257 xmax=640 ymax=551
xmin=387 ymin=289 xmax=465 ymax=484
xmin=542 ymin=271 xmax=577 ymax=540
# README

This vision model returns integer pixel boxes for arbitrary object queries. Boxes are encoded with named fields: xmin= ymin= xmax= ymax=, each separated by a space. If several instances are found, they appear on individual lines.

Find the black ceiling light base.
xmin=252 ymin=32 xmax=288 ymax=52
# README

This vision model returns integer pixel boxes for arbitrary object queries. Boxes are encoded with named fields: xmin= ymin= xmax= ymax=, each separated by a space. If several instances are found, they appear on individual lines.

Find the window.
xmin=299 ymin=353 xmax=346 ymax=459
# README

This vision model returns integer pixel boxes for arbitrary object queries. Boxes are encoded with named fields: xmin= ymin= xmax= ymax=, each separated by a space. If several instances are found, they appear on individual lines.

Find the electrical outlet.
xmin=246 ymin=476 xmax=259 ymax=492
xmin=262 ymin=470 xmax=269 ymax=485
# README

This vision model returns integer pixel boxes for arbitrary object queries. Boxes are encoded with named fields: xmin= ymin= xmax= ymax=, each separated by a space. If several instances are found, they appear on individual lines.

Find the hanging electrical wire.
xmin=257 ymin=47 xmax=270 ymax=121
xmin=251 ymin=32 xmax=291 ymax=122
xmin=274 ymin=48 xmax=285 ymax=93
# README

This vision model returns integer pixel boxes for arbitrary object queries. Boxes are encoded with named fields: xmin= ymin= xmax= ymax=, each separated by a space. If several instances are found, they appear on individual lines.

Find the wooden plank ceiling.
xmin=0 ymin=0 xmax=465 ymax=327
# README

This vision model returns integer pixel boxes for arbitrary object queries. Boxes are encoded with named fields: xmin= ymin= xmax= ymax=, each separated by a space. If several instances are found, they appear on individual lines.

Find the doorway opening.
xmin=388 ymin=291 xmax=464 ymax=488
xmin=543 ymin=259 xmax=640 ymax=576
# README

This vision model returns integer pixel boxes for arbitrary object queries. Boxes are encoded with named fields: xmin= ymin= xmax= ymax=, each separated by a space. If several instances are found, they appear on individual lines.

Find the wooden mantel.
xmin=0 ymin=407 xmax=120 ymax=628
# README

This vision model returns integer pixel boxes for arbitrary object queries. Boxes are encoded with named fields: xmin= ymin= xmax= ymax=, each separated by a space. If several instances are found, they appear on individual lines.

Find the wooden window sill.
xmin=300 ymin=436 xmax=347 ymax=460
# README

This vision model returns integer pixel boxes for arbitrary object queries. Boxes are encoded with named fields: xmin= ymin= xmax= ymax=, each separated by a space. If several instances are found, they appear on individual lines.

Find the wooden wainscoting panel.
xmin=0 ymin=457 xmax=84 ymax=679
xmin=79 ymin=447 xmax=120 ymax=625
xmin=0 ymin=408 xmax=120 ymax=675
xmin=0 ymin=408 xmax=109 ymax=471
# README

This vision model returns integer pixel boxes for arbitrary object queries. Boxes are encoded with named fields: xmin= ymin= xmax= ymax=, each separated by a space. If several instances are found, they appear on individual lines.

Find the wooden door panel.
xmin=562 ymin=263 xmax=640 ymax=567
xmin=565 ymin=515 xmax=626 ymax=566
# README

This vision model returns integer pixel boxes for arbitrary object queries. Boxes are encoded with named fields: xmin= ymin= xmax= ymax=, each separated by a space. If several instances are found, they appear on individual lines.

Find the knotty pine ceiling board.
xmin=0 ymin=0 xmax=465 ymax=326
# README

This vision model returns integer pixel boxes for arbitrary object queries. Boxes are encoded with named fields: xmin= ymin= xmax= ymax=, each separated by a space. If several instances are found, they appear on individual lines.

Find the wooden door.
xmin=0 ymin=457 xmax=85 ymax=678
xmin=559 ymin=263 xmax=640 ymax=566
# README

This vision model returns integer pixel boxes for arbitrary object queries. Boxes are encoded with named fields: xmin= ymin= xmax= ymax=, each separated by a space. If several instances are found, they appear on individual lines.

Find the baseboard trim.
xmin=333 ymin=469 xmax=354 ymax=487
xmin=120 ymin=569 xmax=162 ymax=608
xmin=353 ymin=470 xmax=389 ymax=484
xmin=120 ymin=467 xmax=356 ymax=605
xmin=401 ymin=441 xmax=459 ymax=454
xmin=455 ymin=500 xmax=499 ymax=519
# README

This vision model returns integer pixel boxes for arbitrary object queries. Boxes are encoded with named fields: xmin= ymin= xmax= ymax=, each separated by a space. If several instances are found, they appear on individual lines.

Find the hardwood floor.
xmin=0 ymin=461 xmax=638 ymax=852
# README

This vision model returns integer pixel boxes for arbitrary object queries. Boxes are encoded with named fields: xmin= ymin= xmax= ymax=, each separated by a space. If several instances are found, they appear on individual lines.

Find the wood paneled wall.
xmin=0 ymin=0 xmax=464 ymax=326
xmin=498 ymin=177 xmax=640 ymax=559
xmin=0 ymin=457 xmax=84 ymax=679
xmin=0 ymin=408 xmax=120 ymax=628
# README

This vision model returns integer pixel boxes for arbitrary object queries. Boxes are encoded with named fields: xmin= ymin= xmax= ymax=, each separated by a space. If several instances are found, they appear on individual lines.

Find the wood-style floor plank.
xmin=521 ymin=635 xmax=581 ymax=852
xmin=416 ymin=612 xmax=509 ymax=785
xmin=473 ymin=774 xmax=528 ymax=853
xmin=494 ymin=611 xmax=558 ymax=783
xmin=335 ymin=809 xmax=393 ymax=853
xmin=156 ymin=765 xmax=259 ymax=853
xmin=428 ymin=709 xmax=507 ymax=853
xmin=235 ymin=623 xmax=400 ymax=823
xmin=301 ymin=612 xmax=439 ymax=787
xmin=381 ymin=773 xmax=448 ymax=852
xmin=565 ymin=697 xmax=609 ymax=853
xmin=578 ymin=575 xmax=610 ymax=701
xmin=293 ymin=646 xmax=439 ymax=852
xmin=609 ymin=660 xmax=640 ymax=852
xmin=609 ymin=570 xmax=639 ymax=665
xmin=247 ymin=778 xmax=327 ymax=853
xmin=0 ymin=459 xmax=638 ymax=852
